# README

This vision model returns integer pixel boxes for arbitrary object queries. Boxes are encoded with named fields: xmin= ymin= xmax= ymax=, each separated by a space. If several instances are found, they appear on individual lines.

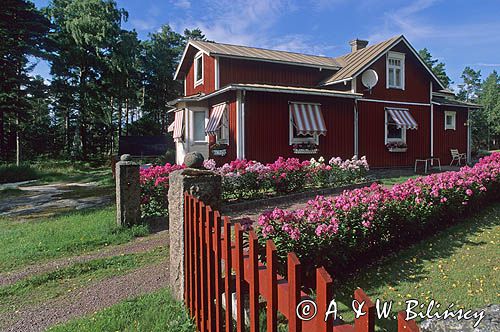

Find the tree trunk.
xmin=110 ymin=96 xmax=114 ymax=155
xmin=125 ymin=78 xmax=129 ymax=136
xmin=0 ymin=111 xmax=4 ymax=160
xmin=16 ymin=113 xmax=20 ymax=166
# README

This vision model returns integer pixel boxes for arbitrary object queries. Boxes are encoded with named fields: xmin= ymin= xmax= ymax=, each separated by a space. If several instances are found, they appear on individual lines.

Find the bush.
xmin=255 ymin=153 xmax=500 ymax=274
xmin=0 ymin=164 xmax=39 ymax=184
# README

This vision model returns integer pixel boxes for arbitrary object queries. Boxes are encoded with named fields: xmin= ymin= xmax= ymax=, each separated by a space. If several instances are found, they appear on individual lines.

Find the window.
xmin=289 ymin=112 xmax=319 ymax=145
xmin=386 ymin=52 xmax=405 ymax=90
xmin=194 ymin=51 xmax=203 ymax=87
xmin=216 ymin=109 xmax=229 ymax=144
xmin=192 ymin=111 xmax=206 ymax=142
xmin=385 ymin=111 xmax=406 ymax=143
xmin=445 ymin=111 xmax=456 ymax=130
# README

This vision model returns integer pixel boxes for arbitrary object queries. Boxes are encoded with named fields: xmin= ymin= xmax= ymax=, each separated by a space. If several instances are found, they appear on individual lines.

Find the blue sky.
xmin=32 ymin=0 xmax=500 ymax=89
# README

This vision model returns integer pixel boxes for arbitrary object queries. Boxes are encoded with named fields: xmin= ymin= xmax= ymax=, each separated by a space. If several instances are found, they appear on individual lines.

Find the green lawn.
xmin=334 ymin=202 xmax=500 ymax=331
xmin=0 ymin=247 xmax=166 ymax=313
xmin=0 ymin=207 xmax=149 ymax=272
xmin=378 ymin=174 xmax=419 ymax=186
xmin=48 ymin=287 xmax=195 ymax=332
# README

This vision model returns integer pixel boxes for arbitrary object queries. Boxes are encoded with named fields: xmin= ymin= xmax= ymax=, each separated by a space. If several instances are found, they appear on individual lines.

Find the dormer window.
xmin=194 ymin=51 xmax=203 ymax=87
xmin=386 ymin=52 xmax=405 ymax=90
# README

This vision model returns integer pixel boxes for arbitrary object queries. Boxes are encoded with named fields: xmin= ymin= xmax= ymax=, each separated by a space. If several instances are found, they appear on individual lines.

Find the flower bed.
xmin=204 ymin=156 xmax=369 ymax=201
xmin=139 ymin=155 xmax=369 ymax=218
xmin=255 ymin=153 xmax=500 ymax=273
xmin=140 ymin=163 xmax=185 ymax=218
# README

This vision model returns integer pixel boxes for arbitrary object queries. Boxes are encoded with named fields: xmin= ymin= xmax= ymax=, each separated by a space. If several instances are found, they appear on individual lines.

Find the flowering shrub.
xmin=204 ymin=155 xmax=368 ymax=201
xmin=256 ymin=153 xmax=500 ymax=272
xmin=140 ymin=163 xmax=185 ymax=218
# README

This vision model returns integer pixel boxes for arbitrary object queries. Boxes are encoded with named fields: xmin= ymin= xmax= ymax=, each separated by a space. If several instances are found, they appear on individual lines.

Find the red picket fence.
xmin=184 ymin=193 xmax=420 ymax=332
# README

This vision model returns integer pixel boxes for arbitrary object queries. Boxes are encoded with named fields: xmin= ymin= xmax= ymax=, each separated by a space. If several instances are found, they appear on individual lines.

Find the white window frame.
xmin=385 ymin=109 xmax=407 ymax=144
xmin=444 ymin=111 xmax=456 ymax=130
xmin=289 ymin=103 xmax=320 ymax=145
xmin=194 ymin=51 xmax=204 ymax=87
xmin=386 ymin=51 xmax=405 ymax=90
xmin=216 ymin=107 xmax=230 ymax=145
xmin=190 ymin=109 xmax=208 ymax=144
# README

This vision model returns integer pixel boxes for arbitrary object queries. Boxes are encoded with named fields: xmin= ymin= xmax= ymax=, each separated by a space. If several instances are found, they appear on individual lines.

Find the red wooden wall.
xmin=207 ymin=91 xmax=237 ymax=164
xmin=244 ymin=91 xmax=355 ymax=163
xmin=185 ymin=53 xmax=216 ymax=96
xmin=358 ymin=102 xmax=431 ymax=167
xmin=433 ymin=105 xmax=469 ymax=164
xmin=219 ymin=57 xmax=334 ymax=88
xmin=354 ymin=41 xmax=432 ymax=103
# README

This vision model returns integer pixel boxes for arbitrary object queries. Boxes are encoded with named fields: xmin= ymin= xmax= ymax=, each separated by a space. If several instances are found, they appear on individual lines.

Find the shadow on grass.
xmin=332 ymin=203 xmax=500 ymax=331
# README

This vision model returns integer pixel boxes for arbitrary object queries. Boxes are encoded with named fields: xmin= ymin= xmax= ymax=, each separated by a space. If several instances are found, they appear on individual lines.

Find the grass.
xmin=0 ymin=247 xmax=167 ymax=313
xmin=0 ymin=207 xmax=149 ymax=272
xmin=333 ymin=202 xmax=500 ymax=331
xmin=378 ymin=174 xmax=419 ymax=186
xmin=48 ymin=287 xmax=195 ymax=332
xmin=0 ymin=160 xmax=113 ymax=187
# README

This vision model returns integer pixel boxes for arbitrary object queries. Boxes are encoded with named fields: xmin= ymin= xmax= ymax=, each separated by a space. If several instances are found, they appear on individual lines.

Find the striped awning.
xmin=170 ymin=110 xmax=184 ymax=142
xmin=386 ymin=108 xmax=418 ymax=130
xmin=205 ymin=103 xmax=226 ymax=136
xmin=290 ymin=103 xmax=327 ymax=136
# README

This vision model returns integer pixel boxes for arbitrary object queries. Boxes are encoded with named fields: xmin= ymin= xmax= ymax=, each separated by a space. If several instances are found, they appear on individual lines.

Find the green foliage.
xmin=48 ymin=287 xmax=195 ymax=332
xmin=418 ymin=48 xmax=452 ymax=88
xmin=0 ymin=164 xmax=39 ymax=183
xmin=0 ymin=207 xmax=149 ymax=271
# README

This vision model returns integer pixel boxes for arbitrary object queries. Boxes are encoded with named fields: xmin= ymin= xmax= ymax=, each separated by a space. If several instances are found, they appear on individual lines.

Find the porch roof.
xmin=432 ymin=96 xmax=482 ymax=109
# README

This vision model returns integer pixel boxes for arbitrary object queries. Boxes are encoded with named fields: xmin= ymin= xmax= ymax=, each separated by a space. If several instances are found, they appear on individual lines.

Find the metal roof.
xmin=432 ymin=96 xmax=482 ymax=108
xmin=190 ymin=40 xmax=342 ymax=69
xmin=320 ymin=35 xmax=401 ymax=85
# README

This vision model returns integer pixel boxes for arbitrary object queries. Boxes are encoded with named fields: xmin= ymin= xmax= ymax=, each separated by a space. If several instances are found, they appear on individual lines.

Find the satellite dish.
xmin=361 ymin=69 xmax=379 ymax=89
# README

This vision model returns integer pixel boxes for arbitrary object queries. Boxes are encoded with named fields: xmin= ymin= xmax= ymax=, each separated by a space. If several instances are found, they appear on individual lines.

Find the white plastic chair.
xmin=450 ymin=149 xmax=466 ymax=166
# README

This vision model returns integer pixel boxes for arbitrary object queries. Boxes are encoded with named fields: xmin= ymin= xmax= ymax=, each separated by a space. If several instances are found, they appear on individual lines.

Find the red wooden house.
xmin=168 ymin=35 xmax=479 ymax=167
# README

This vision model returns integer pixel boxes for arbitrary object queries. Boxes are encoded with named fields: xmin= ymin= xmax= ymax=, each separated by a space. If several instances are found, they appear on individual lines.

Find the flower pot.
xmin=293 ymin=148 xmax=319 ymax=154
xmin=388 ymin=147 xmax=407 ymax=153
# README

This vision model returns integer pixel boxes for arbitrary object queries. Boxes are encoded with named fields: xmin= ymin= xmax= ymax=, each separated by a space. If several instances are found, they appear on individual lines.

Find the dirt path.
xmin=0 ymin=260 xmax=169 ymax=332
xmin=0 ymin=182 xmax=113 ymax=220
xmin=0 ymin=230 xmax=169 ymax=287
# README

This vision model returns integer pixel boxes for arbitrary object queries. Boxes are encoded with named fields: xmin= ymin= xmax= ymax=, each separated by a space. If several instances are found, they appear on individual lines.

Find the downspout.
xmin=430 ymin=82 xmax=434 ymax=162
xmin=241 ymin=90 xmax=246 ymax=159
xmin=467 ymin=108 xmax=471 ymax=163
xmin=236 ymin=90 xmax=242 ymax=159
xmin=354 ymin=99 xmax=359 ymax=157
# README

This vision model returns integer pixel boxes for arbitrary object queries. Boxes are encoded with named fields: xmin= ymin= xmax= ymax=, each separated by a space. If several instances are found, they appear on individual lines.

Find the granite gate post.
xmin=168 ymin=152 xmax=222 ymax=301
xmin=115 ymin=154 xmax=141 ymax=227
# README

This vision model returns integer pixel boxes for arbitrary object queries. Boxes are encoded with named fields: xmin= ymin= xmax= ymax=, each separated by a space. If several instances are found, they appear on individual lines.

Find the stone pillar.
xmin=115 ymin=154 xmax=140 ymax=227
xmin=168 ymin=152 xmax=222 ymax=301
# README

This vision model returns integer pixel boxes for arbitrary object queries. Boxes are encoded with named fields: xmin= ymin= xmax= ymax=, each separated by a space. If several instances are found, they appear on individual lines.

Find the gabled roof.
xmin=321 ymin=35 xmax=446 ymax=90
xmin=174 ymin=40 xmax=341 ymax=80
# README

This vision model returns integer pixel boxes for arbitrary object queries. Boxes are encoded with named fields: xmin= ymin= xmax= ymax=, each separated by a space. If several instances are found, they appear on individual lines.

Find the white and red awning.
xmin=169 ymin=110 xmax=184 ymax=142
xmin=386 ymin=108 xmax=418 ymax=130
xmin=205 ymin=103 xmax=226 ymax=136
xmin=290 ymin=103 xmax=327 ymax=136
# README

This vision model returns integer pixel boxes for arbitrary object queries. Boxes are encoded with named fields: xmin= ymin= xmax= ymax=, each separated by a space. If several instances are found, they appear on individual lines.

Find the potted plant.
xmin=386 ymin=141 xmax=408 ymax=152
xmin=211 ymin=143 xmax=228 ymax=156
xmin=292 ymin=142 xmax=319 ymax=154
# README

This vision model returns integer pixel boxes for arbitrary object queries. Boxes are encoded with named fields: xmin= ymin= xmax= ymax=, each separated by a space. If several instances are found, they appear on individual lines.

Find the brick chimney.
xmin=349 ymin=39 xmax=369 ymax=52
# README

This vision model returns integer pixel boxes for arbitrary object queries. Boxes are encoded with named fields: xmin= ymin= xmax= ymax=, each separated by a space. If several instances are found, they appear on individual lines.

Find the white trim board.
xmin=359 ymin=98 xmax=430 ymax=107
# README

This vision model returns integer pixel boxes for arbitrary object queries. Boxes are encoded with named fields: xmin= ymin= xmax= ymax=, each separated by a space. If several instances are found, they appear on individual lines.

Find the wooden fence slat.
xmin=185 ymin=194 xmax=191 ymax=313
xmin=193 ymin=197 xmax=200 ymax=329
xmin=199 ymin=201 xmax=207 ymax=332
xmin=266 ymin=240 xmax=278 ymax=332
xmin=184 ymin=192 xmax=189 ymax=306
xmin=398 ymin=312 xmax=420 ymax=332
xmin=223 ymin=218 xmax=233 ymax=332
xmin=248 ymin=231 xmax=260 ymax=332
xmin=214 ymin=212 xmax=223 ymax=330
xmin=316 ymin=267 xmax=333 ymax=332
xmin=206 ymin=206 xmax=216 ymax=331
xmin=234 ymin=223 xmax=245 ymax=332
xmin=288 ymin=252 xmax=302 ymax=332
xmin=353 ymin=288 xmax=375 ymax=332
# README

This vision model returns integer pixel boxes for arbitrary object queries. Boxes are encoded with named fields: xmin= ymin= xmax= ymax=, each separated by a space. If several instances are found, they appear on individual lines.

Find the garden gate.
xmin=184 ymin=192 xmax=420 ymax=332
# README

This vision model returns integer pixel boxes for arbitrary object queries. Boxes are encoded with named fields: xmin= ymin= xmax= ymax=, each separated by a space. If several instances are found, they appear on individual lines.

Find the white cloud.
xmin=474 ymin=63 xmax=500 ymax=67
xmin=173 ymin=0 xmax=191 ymax=9
xmin=130 ymin=18 xmax=157 ymax=31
